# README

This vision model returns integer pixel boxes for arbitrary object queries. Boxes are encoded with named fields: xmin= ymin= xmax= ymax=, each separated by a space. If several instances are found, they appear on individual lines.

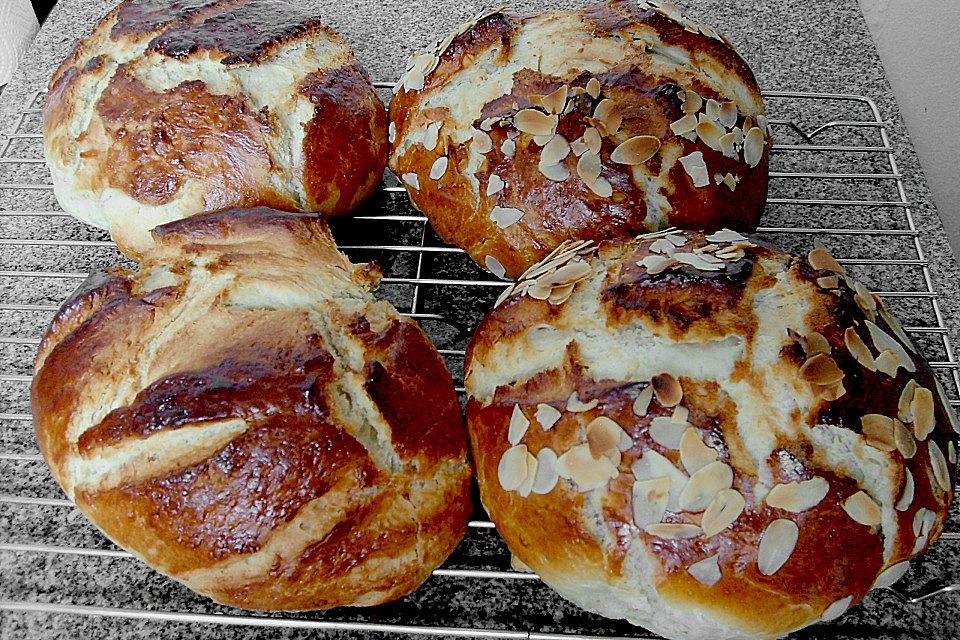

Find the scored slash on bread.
xmin=464 ymin=228 xmax=958 ymax=640
xmin=388 ymin=0 xmax=770 ymax=279
xmin=31 ymin=207 xmax=472 ymax=611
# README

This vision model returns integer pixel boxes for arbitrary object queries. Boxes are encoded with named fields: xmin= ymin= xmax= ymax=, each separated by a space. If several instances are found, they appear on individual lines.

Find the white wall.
xmin=858 ymin=0 xmax=960 ymax=253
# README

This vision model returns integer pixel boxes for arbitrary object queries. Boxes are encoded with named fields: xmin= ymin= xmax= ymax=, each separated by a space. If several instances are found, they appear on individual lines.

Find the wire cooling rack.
xmin=0 ymin=83 xmax=958 ymax=638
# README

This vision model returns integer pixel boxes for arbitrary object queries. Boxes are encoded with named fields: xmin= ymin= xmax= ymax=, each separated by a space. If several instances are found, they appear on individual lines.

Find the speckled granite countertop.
xmin=1 ymin=1 xmax=959 ymax=638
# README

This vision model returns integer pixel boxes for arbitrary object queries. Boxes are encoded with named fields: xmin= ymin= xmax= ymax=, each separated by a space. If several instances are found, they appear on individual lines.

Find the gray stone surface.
xmin=1 ymin=0 xmax=959 ymax=638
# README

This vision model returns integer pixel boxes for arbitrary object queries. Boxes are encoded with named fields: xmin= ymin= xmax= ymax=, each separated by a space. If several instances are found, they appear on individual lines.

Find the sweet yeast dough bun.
xmin=32 ymin=207 xmax=471 ymax=610
xmin=44 ymin=0 xmax=387 ymax=255
xmin=465 ymin=229 xmax=957 ymax=639
xmin=388 ymin=0 xmax=769 ymax=279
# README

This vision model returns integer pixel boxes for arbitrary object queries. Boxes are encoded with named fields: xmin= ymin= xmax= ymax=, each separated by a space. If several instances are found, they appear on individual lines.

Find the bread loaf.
xmin=388 ymin=1 xmax=769 ymax=279
xmin=43 ymin=0 xmax=387 ymax=254
xmin=32 ymin=207 xmax=472 ymax=610
xmin=465 ymin=229 xmax=957 ymax=639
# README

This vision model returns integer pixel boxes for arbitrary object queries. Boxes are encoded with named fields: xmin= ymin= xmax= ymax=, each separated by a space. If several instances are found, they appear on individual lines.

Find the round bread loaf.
xmin=465 ymin=229 xmax=957 ymax=639
xmin=32 ymin=208 xmax=471 ymax=610
xmin=388 ymin=0 xmax=769 ymax=280
xmin=43 ymin=0 xmax=387 ymax=255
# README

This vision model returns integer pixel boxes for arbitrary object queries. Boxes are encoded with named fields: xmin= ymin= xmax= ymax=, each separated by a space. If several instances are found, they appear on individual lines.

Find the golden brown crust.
xmin=32 ymin=208 xmax=471 ymax=611
xmin=465 ymin=230 xmax=956 ymax=639
xmin=43 ymin=0 xmax=387 ymax=254
xmin=389 ymin=1 xmax=769 ymax=279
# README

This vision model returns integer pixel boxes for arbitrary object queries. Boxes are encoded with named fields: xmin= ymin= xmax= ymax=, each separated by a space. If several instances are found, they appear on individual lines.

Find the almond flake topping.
xmin=633 ymin=476 xmax=671 ymax=527
xmin=817 ymin=275 xmax=840 ymax=289
xmin=485 ymin=255 xmax=507 ymax=279
xmin=388 ymin=121 xmax=397 ymax=144
xmin=423 ymin=121 xmax=442 ymax=150
xmin=567 ymin=391 xmax=599 ymax=412
xmin=680 ymin=427 xmax=717 ymax=474
xmin=583 ymin=127 xmax=602 ymax=155
xmin=593 ymin=99 xmax=622 ymax=136
xmin=539 ymin=85 xmax=569 ymax=114
xmin=718 ymin=132 xmax=738 ymax=158
xmin=649 ymin=416 xmax=685 ymax=449
xmin=687 ymin=554 xmax=721 ymax=586
xmin=911 ymin=386 xmax=935 ymax=440
xmin=539 ymin=162 xmax=570 ymax=182
xmin=867 ymin=320 xmax=915 ymax=374
xmin=531 ymin=448 xmax=559 ymax=494
xmin=556 ymin=443 xmax=619 ymax=491
xmin=611 ymin=136 xmax=661 ymax=165
xmin=876 ymin=351 xmax=899 ymax=377
xmin=486 ymin=174 xmax=505 ymax=196
xmin=500 ymin=138 xmax=516 ymax=158
xmin=675 ymin=252 xmax=723 ymax=271
xmin=639 ymin=254 xmax=677 ymax=274
xmin=862 ymin=414 xmax=896 ymax=452
xmin=821 ymin=596 xmax=853 ymax=622
xmin=799 ymin=353 xmax=845 ymax=386
xmin=508 ymin=404 xmax=529 ymax=445
xmin=704 ymin=99 xmax=721 ymax=121
xmin=670 ymin=114 xmax=699 ymax=136
xmin=701 ymin=488 xmax=745 ymax=536
xmin=743 ymin=126 xmax=765 ymax=167
xmin=490 ymin=206 xmax=524 ymax=229
xmin=652 ymin=372 xmax=683 ymax=406
xmin=696 ymin=119 xmax=725 ymax=151
xmin=632 ymin=449 xmax=688 ymax=512
xmin=928 ymin=440 xmax=950 ymax=492
xmin=705 ymin=229 xmax=747 ymax=243
xmin=535 ymin=403 xmax=561 ymax=430
xmin=808 ymin=247 xmax=845 ymax=273
xmin=680 ymin=90 xmax=703 ymax=114
xmin=587 ymin=416 xmax=626 ymax=462
xmin=842 ymin=490 xmax=882 ymax=526
xmin=402 ymin=172 xmax=420 ymax=190
xmin=514 ymin=109 xmax=558 ymax=136
xmin=577 ymin=151 xmax=602 ymax=184
xmin=679 ymin=151 xmax=710 ymax=187
xmin=644 ymin=523 xmax=703 ymax=540
xmin=498 ymin=444 xmax=531 ymax=491
xmin=718 ymin=102 xmax=739 ymax=128
xmin=893 ymin=418 xmax=917 ymax=459
xmin=845 ymin=327 xmax=877 ymax=372
xmin=873 ymin=562 xmax=910 ymax=590
xmin=765 ymin=477 xmax=829 ymax=512
xmin=587 ymin=176 xmax=613 ymax=198
xmin=430 ymin=156 xmax=448 ymax=180
xmin=758 ymin=519 xmax=799 ymax=576
xmin=541 ymin=134 xmax=571 ymax=166
xmin=633 ymin=385 xmax=654 ymax=416
xmin=679 ymin=460 xmax=733 ymax=512
xmin=949 ymin=440 xmax=957 ymax=464
xmin=586 ymin=77 xmax=601 ymax=99
xmin=896 ymin=468 xmax=914 ymax=511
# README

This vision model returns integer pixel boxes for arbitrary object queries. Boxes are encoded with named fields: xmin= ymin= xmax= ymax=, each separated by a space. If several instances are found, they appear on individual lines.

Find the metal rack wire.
xmin=0 ymin=83 xmax=958 ymax=638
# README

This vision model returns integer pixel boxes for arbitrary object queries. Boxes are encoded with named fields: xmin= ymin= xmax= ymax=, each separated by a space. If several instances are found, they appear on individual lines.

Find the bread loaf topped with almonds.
xmin=44 ymin=0 xmax=387 ymax=254
xmin=388 ymin=0 xmax=769 ymax=279
xmin=32 ymin=208 xmax=471 ymax=611
xmin=465 ymin=229 xmax=957 ymax=639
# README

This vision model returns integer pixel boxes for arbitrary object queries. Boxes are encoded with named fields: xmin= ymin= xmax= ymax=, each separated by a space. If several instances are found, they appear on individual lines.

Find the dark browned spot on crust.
xmin=111 ymin=0 xmax=220 ymax=38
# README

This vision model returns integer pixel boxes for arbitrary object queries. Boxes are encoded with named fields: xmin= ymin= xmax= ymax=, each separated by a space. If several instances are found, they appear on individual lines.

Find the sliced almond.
xmin=718 ymin=132 xmax=738 ymax=158
xmin=593 ymin=99 xmax=622 ymax=135
xmin=757 ymin=519 xmax=799 ymax=576
xmin=808 ymin=247 xmax=845 ymax=273
xmin=514 ymin=109 xmax=558 ymax=136
xmin=862 ymin=414 xmax=896 ymax=452
xmin=556 ymin=443 xmax=619 ymax=491
xmin=652 ymin=373 xmax=683 ymax=406
xmin=639 ymin=254 xmax=677 ymax=274
xmin=388 ymin=121 xmax=397 ymax=143
xmin=895 ymin=467 xmax=915 ymax=511
xmin=670 ymin=114 xmax=699 ymax=136
xmin=950 ymin=440 xmax=957 ymax=464
xmin=821 ymin=595 xmax=853 ymax=622
xmin=913 ymin=507 xmax=934 ymax=537
xmin=490 ymin=206 xmax=525 ymax=229
xmin=473 ymin=129 xmax=493 ymax=153
xmin=540 ymin=85 xmax=569 ymax=115
xmin=484 ymin=255 xmax=507 ymax=279
xmin=705 ymin=229 xmax=748 ymax=243
xmin=577 ymin=151 xmax=602 ymax=183
xmin=632 ymin=476 xmax=671 ymax=527
xmin=500 ymin=138 xmax=516 ymax=158
xmin=911 ymin=386 xmax=935 ymax=440
xmin=540 ymin=260 xmax=592 ymax=286
xmin=718 ymin=102 xmax=739 ymax=128
xmin=893 ymin=418 xmax=917 ymax=459
xmin=696 ymin=119 xmax=725 ymax=151
xmin=678 ymin=460 xmax=733 ymax=512
xmin=867 ymin=320 xmax=915 ymax=373
xmin=430 ymin=156 xmax=449 ymax=180
xmin=583 ymin=127 xmax=602 ymax=155
xmin=687 ymin=554 xmax=721 ymax=586
xmin=928 ymin=440 xmax=951 ymax=492
xmin=567 ymin=391 xmax=599 ymax=412
xmin=842 ymin=490 xmax=882 ymax=526
xmin=539 ymin=162 xmax=570 ymax=181
xmin=611 ymin=136 xmax=661 ymax=165
xmin=671 ymin=405 xmax=689 ymax=424
xmin=800 ymin=353 xmax=845 ymax=386
xmin=516 ymin=449 xmax=538 ymax=497
xmin=681 ymin=90 xmax=703 ymax=114
xmin=423 ymin=121 xmax=442 ymax=150
xmin=586 ymin=176 xmax=613 ymax=198
xmin=649 ymin=416 xmax=685 ymax=450
xmin=818 ymin=275 xmax=840 ymax=289
xmin=508 ymin=404 xmax=530 ymax=445
xmin=535 ymin=403 xmax=561 ymax=430
xmin=680 ymin=427 xmax=717 ymax=474
xmin=498 ymin=444 xmax=530 ymax=491
xmin=876 ymin=351 xmax=899 ymax=377
xmin=633 ymin=385 xmax=654 ymax=416
xmin=765 ymin=477 xmax=829 ymax=513
xmin=531 ymin=447 xmax=559 ymax=494
xmin=486 ymin=174 xmax=505 ymax=196
xmin=541 ymin=134 xmax=571 ymax=166
xmin=743 ymin=126 xmax=764 ymax=167
xmin=632 ymin=449 xmax=688 ymax=512
xmin=526 ymin=282 xmax=553 ymax=300
xmin=678 ymin=151 xmax=710 ymax=187
xmin=587 ymin=416 xmax=626 ymax=460
xmin=402 ymin=172 xmax=421 ymax=190
xmin=644 ymin=523 xmax=703 ymax=540
xmin=873 ymin=561 xmax=910 ymax=590
xmin=701 ymin=488 xmax=745 ymax=536
xmin=571 ymin=139 xmax=590 ymax=156
xmin=845 ymin=328 xmax=877 ymax=372
xmin=586 ymin=77 xmax=601 ymax=99
xmin=721 ymin=173 xmax=738 ymax=191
